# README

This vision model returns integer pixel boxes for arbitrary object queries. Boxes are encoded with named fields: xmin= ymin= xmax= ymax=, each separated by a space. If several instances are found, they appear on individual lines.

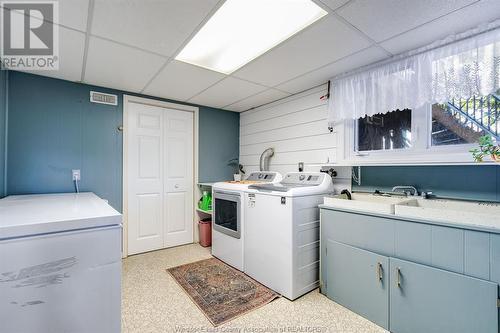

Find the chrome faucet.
xmin=391 ymin=186 xmax=418 ymax=196
xmin=420 ymin=191 xmax=434 ymax=199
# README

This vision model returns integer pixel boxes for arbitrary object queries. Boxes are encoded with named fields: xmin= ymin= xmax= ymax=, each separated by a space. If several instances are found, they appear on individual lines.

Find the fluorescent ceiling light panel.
xmin=175 ymin=0 xmax=327 ymax=74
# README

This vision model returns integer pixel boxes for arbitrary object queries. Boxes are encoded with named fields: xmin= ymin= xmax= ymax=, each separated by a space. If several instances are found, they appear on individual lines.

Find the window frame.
xmin=338 ymin=103 xmax=484 ymax=166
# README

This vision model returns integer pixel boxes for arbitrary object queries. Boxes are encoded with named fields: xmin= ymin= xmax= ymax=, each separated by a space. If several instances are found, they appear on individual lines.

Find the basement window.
xmin=333 ymin=25 xmax=500 ymax=165
xmin=343 ymin=98 xmax=499 ymax=164
xmin=356 ymin=109 xmax=412 ymax=152
xmin=431 ymin=93 xmax=499 ymax=147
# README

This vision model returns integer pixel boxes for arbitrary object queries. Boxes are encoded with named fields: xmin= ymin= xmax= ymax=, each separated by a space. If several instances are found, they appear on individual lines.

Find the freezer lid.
xmin=0 ymin=192 xmax=122 ymax=240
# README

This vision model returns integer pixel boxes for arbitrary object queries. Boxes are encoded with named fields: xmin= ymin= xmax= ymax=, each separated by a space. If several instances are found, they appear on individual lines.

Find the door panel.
xmin=165 ymin=192 xmax=187 ymax=233
xmin=127 ymin=103 xmax=164 ymax=255
xmin=138 ymin=113 xmax=161 ymax=129
xmin=138 ymin=136 xmax=161 ymax=179
xmin=137 ymin=193 xmax=162 ymax=238
xmin=390 ymin=257 xmax=498 ymax=333
xmin=167 ymin=137 xmax=187 ymax=178
xmin=326 ymin=240 xmax=389 ymax=330
xmin=163 ymin=109 xmax=193 ymax=248
xmin=127 ymin=102 xmax=194 ymax=254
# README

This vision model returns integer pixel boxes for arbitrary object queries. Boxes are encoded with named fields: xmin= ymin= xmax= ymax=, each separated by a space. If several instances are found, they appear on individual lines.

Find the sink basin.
xmin=395 ymin=198 xmax=500 ymax=228
xmin=323 ymin=193 xmax=411 ymax=214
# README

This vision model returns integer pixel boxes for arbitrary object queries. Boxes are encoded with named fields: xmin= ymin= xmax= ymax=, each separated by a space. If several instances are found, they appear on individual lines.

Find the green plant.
xmin=470 ymin=135 xmax=500 ymax=162
xmin=227 ymin=158 xmax=245 ymax=174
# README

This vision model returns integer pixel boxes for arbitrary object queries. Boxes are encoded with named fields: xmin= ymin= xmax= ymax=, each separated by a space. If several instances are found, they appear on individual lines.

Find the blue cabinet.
xmin=320 ymin=207 xmax=500 ymax=333
xmin=325 ymin=240 xmax=389 ymax=329
xmin=390 ymin=257 xmax=498 ymax=333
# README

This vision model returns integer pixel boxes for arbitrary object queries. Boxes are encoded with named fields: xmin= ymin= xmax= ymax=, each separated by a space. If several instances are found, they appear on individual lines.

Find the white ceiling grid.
xmin=2 ymin=0 xmax=498 ymax=112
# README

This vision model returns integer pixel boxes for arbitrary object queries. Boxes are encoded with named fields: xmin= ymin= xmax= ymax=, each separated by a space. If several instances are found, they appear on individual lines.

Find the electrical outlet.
xmin=72 ymin=169 xmax=81 ymax=181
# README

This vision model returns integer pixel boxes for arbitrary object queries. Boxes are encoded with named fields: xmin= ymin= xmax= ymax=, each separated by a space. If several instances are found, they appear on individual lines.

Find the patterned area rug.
xmin=167 ymin=258 xmax=279 ymax=326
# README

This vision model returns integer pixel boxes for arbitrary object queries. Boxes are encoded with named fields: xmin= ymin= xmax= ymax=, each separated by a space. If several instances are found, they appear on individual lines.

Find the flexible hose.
xmin=259 ymin=148 xmax=275 ymax=171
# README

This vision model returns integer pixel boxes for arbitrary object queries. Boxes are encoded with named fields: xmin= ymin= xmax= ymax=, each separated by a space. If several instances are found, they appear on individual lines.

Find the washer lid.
xmin=0 ymin=192 xmax=122 ymax=240
xmin=248 ymin=172 xmax=334 ymax=196
xmin=248 ymin=183 xmax=310 ymax=192
xmin=213 ymin=171 xmax=283 ymax=191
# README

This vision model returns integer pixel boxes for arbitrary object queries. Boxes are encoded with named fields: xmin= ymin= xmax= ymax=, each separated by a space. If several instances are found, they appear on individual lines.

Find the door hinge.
xmin=497 ymin=299 xmax=500 ymax=308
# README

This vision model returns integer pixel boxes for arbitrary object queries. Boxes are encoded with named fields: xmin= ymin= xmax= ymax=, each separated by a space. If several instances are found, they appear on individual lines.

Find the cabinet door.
xmin=325 ymin=240 xmax=389 ymax=329
xmin=390 ymin=257 xmax=498 ymax=333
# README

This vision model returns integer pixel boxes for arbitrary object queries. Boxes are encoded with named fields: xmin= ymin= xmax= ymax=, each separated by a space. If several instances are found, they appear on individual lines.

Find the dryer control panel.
xmin=246 ymin=172 xmax=279 ymax=181
xmin=281 ymin=172 xmax=326 ymax=186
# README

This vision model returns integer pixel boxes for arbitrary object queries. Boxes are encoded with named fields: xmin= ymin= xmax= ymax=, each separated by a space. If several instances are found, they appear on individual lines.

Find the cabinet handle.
xmin=377 ymin=262 xmax=383 ymax=282
xmin=396 ymin=267 xmax=402 ymax=287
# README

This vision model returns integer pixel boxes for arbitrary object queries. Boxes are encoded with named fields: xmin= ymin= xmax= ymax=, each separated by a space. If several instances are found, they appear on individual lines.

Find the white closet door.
xmin=164 ymin=109 xmax=194 ymax=248
xmin=127 ymin=102 xmax=193 ymax=255
xmin=127 ymin=102 xmax=164 ymax=255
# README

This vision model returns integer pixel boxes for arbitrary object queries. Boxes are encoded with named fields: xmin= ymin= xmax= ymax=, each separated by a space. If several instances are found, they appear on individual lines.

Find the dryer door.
xmin=213 ymin=191 xmax=241 ymax=239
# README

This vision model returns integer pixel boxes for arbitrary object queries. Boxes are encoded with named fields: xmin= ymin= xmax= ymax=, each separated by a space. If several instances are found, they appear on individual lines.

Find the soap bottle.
xmin=201 ymin=191 xmax=210 ymax=211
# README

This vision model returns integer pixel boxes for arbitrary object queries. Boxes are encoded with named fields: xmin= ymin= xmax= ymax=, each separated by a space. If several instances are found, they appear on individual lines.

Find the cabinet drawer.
xmin=321 ymin=209 xmax=395 ymax=256
xmin=325 ymin=240 xmax=389 ymax=330
xmin=464 ymin=230 xmax=489 ymax=280
xmin=394 ymin=221 xmax=465 ymax=273
xmin=390 ymin=257 xmax=498 ymax=333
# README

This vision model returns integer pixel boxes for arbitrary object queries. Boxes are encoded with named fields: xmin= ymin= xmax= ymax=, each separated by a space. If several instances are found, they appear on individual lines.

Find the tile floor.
xmin=122 ymin=243 xmax=388 ymax=333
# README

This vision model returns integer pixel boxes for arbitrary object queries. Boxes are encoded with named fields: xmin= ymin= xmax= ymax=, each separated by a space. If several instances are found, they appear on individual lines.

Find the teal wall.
xmin=4 ymin=71 xmax=239 ymax=211
xmin=199 ymin=106 xmax=239 ymax=182
xmin=353 ymin=165 xmax=500 ymax=202
xmin=0 ymin=71 xmax=6 ymax=197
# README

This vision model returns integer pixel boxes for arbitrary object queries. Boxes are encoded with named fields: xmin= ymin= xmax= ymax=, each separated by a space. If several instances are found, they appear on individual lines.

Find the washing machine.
xmin=212 ymin=171 xmax=282 ymax=271
xmin=244 ymin=172 xmax=334 ymax=300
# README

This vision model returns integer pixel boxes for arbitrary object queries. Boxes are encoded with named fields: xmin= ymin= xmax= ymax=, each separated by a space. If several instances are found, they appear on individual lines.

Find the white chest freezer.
xmin=0 ymin=192 xmax=122 ymax=333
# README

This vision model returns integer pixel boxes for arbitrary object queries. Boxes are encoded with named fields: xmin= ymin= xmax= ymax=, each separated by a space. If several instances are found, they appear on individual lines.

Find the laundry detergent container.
xmin=198 ymin=219 xmax=212 ymax=247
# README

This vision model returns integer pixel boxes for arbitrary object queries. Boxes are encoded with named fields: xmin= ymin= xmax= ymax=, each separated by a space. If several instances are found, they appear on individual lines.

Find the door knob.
xmin=174 ymin=184 xmax=179 ymax=189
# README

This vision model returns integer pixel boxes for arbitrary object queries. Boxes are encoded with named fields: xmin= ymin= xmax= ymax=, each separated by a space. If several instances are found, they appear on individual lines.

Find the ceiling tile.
xmin=276 ymin=46 xmax=388 ymax=94
xmin=143 ymin=60 xmax=225 ymax=101
xmin=188 ymin=77 xmax=267 ymax=109
xmin=233 ymin=15 xmax=371 ymax=87
xmin=55 ymin=0 xmax=89 ymax=31
xmin=22 ymin=26 xmax=86 ymax=82
xmin=318 ymin=0 xmax=351 ymax=11
xmin=84 ymin=37 xmax=166 ymax=93
xmin=91 ymin=0 xmax=220 ymax=56
xmin=337 ymin=0 xmax=476 ymax=42
xmin=1 ymin=0 xmax=90 ymax=32
xmin=2 ymin=7 xmax=86 ymax=81
xmin=225 ymin=89 xmax=291 ymax=112
xmin=380 ymin=0 xmax=500 ymax=54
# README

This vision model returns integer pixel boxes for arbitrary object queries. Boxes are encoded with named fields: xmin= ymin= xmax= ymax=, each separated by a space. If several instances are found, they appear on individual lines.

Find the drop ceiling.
xmin=2 ymin=0 xmax=500 ymax=112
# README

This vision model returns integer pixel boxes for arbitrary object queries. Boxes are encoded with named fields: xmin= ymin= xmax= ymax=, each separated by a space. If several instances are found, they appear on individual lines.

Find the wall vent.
xmin=90 ymin=91 xmax=118 ymax=106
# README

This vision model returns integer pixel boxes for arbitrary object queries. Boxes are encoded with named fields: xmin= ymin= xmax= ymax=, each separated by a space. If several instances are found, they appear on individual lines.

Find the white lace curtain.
xmin=328 ymin=20 xmax=500 ymax=126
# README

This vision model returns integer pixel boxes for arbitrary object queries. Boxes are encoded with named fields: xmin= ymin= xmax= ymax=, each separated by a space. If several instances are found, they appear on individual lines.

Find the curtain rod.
xmin=332 ymin=19 xmax=500 ymax=81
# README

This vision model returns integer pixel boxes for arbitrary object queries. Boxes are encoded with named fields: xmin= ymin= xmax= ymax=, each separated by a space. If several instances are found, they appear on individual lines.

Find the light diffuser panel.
xmin=175 ymin=0 xmax=328 ymax=74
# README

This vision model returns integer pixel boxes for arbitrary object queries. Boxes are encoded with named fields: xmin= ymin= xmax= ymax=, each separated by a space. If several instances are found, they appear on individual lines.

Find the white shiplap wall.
xmin=239 ymin=84 xmax=351 ymax=192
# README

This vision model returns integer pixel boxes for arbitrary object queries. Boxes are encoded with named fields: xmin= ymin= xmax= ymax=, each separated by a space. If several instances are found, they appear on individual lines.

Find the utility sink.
xmin=323 ymin=193 xmax=411 ymax=214
xmin=395 ymin=198 xmax=500 ymax=228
